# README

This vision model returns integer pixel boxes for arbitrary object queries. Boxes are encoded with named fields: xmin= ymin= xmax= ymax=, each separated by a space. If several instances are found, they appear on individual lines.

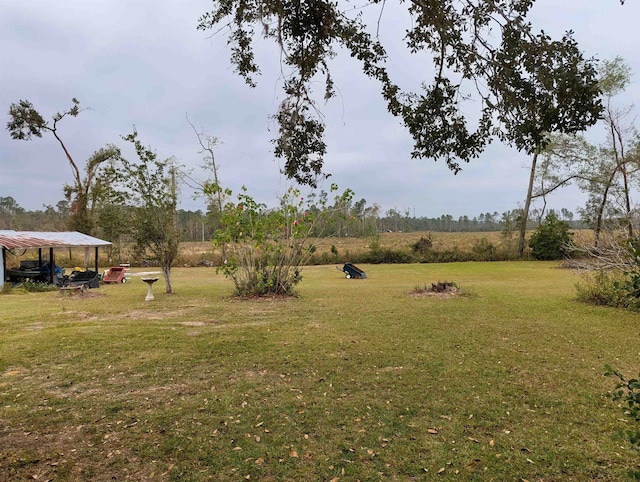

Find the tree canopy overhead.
xmin=198 ymin=0 xmax=603 ymax=186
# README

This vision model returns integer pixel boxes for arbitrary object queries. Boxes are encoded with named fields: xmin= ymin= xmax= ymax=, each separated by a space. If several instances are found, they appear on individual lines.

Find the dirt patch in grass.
xmin=179 ymin=321 xmax=206 ymax=326
xmin=2 ymin=367 xmax=29 ymax=377
xmin=0 ymin=424 xmax=157 ymax=481
xmin=409 ymin=289 xmax=462 ymax=298
xmin=51 ymin=310 xmax=99 ymax=321
xmin=57 ymin=290 xmax=105 ymax=299
xmin=409 ymin=281 xmax=462 ymax=298
xmin=227 ymin=294 xmax=298 ymax=302
xmin=121 ymin=309 xmax=192 ymax=321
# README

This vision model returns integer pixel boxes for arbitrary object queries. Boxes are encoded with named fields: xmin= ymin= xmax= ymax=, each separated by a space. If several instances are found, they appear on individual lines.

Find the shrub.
xmin=364 ymin=247 xmax=416 ymax=264
xmin=575 ymin=270 xmax=628 ymax=307
xmin=418 ymin=247 xmax=463 ymax=263
xmin=214 ymin=184 xmax=353 ymax=296
xmin=604 ymin=366 xmax=640 ymax=479
xmin=411 ymin=235 xmax=433 ymax=255
xmin=470 ymin=237 xmax=497 ymax=261
xmin=21 ymin=281 xmax=59 ymax=293
xmin=528 ymin=213 xmax=573 ymax=260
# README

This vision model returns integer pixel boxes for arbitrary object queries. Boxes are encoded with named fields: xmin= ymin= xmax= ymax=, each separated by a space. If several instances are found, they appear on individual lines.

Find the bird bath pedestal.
xmin=141 ymin=277 xmax=159 ymax=301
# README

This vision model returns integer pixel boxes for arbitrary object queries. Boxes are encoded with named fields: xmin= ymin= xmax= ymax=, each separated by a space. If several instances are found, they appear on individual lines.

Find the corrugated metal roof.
xmin=0 ymin=230 xmax=112 ymax=250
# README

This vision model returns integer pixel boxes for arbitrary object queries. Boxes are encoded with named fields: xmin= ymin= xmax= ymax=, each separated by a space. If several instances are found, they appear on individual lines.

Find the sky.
xmin=1 ymin=0 xmax=639 ymax=219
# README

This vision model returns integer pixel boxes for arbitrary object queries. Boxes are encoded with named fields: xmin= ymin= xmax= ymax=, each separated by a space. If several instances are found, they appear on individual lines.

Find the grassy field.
xmin=178 ymin=232 xmax=514 ymax=260
xmin=1 ymin=262 xmax=639 ymax=480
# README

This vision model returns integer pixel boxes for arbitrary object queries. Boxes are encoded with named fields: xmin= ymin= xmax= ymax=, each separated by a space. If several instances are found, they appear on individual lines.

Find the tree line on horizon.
xmin=0 ymin=194 xmax=586 ymax=242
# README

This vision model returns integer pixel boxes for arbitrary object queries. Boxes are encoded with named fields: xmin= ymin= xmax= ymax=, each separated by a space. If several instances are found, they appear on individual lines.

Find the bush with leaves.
xmin=470 ymin=237 xmax=497 ymax=261
xmin=615 ymin=240 xmax=640 ymax=311
xmin=605 ymin=366 xmax=640 ymax=479
xmin=528 ymin=213 xmax=573 ymax=260
xmin=213 ymin=184 xmax=353 ymax=297
xmin=574 ymin=238 xmax=640 ymax=310
xmin=575 ymin=270 xmax=628 ymax=308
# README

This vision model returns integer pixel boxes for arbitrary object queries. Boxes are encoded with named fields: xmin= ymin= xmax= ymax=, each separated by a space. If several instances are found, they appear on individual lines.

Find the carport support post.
xmin=1 ymin=247 xmax=5 ymax=290
xmin=95 ymin=247 xmax=99 ymax=274
xmin=49 ymin=247 xmax=55 ymax=285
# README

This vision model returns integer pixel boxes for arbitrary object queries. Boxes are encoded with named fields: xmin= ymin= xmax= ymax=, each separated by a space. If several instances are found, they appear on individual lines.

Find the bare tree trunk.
xmin=614 ymin=127 xmax=633 ymax=238
xmin=594 ymin=163 xmax=620 ymax=248
xmin=518 ymin=149 xmax=539 ymax=257
xmin=162 ymin=265 xmax=172 ymax=294
xmin=608 ymin=98 xmax=633 ymax=239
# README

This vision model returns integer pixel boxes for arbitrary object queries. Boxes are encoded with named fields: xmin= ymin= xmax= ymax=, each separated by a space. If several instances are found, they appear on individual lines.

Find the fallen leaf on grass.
xmin=466 ymin=459 xmax=481 ymax=472
xmin=428 ymin=428 xmax=439 ymax=435
xmin=289 ymin=449 xmax=299 ymax=458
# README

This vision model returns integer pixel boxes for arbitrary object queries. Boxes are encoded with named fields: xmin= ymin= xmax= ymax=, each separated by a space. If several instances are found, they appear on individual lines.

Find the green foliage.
xmin=198 ymin=1 xmax=601 ymax=185
xmin=575 ymin=270 xmax=629 ymax=307
xmin=367 ymin=232 xmax=380 ymax=252
xmin=610 ymin=239 xmax=640 ymax=310
xmin=109 ymin=129 xmax=181 ymax=293
xmin=574 ymin=240 xmax=640 ymax=311
xmin=0 ymin=196 xmax=25 ymax=230
xmin=491 ymin=31 xmax=601 ymax=154
xmin=363 ymin=247 xmax=416 ymax=264
xmin=528 ymin=213 xmax=573 ymax=260
xmin=605 ymin=366 xmax=640 ymax=479
xmin=19 ymin=281 xmax=59 ymax=293
xmin=6 ymin=99 xmax=70 ymax=140
xmin=470 ymin=237 xmax=497 ymax=261
xmin=6 ymin=98 xmax=117 ymax=236
xmin=214 ymin=184 xmax=354 ymax=296
xmin=616 ymin=271 xmax=640 ymax=311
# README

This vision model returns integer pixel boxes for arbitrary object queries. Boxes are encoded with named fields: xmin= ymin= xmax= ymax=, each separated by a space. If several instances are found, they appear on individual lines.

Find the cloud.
xmin=1 ymin=0 xmax=639 ymax=219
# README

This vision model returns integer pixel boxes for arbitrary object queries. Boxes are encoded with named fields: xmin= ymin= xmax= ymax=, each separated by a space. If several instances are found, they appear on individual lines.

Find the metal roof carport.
xmin=0 ymin=231 xmax=111 ymax=289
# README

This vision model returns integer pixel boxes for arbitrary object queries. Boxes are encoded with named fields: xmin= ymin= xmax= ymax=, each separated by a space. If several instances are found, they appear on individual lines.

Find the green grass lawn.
xmin=1 ymin=262 xmax=639 ymax=480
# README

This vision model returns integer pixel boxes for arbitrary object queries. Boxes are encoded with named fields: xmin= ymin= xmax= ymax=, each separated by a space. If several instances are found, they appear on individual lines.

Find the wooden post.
xmin=49 ymin=247 xmax=55 ymax=285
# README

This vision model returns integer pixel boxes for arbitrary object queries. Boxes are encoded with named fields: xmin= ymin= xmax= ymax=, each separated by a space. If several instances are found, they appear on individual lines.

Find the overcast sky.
xmin=1 ymin=0 xmax=639 ymax=219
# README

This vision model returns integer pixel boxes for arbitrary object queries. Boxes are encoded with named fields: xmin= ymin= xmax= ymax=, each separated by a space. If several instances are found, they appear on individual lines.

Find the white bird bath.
xmin=141 ymin=277 xmax=159 ymax=301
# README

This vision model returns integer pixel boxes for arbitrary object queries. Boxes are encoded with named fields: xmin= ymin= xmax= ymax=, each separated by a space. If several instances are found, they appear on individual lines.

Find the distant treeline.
xmin=0 ymin=195 xmax=585 ymax=242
